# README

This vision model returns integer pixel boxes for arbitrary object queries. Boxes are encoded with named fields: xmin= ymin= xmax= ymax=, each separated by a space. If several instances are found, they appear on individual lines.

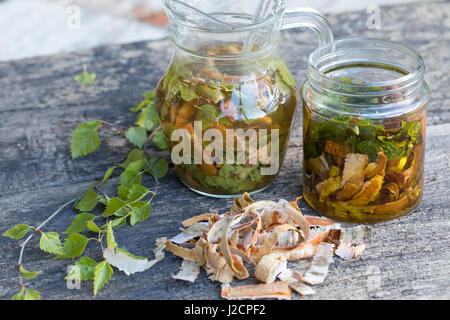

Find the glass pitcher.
xmin=155 ymin=0 xmax=333 ymax=197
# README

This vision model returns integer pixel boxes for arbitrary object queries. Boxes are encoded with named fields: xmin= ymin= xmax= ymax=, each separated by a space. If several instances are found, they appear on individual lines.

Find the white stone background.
xmin=1 ymin=0 xmax=423 ymax=62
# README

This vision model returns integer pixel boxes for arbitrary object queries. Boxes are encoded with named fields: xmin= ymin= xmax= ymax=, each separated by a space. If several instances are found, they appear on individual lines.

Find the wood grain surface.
xmin=0 ymin=1 xmax=449 ymax=300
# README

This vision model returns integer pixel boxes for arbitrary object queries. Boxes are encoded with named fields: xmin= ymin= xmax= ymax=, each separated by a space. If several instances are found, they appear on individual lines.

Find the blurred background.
xmin=1 ymin=0 xmax=424 ymax=62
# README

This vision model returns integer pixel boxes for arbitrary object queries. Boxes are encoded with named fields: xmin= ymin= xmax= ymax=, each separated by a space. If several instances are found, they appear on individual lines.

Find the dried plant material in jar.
xmin=155 ymin=44 xmax=299 ymax=197
xmin=302 ymin=39 xmax=427 ymax=223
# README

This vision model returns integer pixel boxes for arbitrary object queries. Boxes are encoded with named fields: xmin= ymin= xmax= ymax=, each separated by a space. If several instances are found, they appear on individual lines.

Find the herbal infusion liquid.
xmin=157 ymin=0 xmax=333 ymax=197
xmin=301 ymin=38 xmax=428 ymax=223
xmin=155 ymin=43 xmax=299 ymax=196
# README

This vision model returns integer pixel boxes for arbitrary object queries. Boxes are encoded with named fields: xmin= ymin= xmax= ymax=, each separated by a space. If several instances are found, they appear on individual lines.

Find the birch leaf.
xmin=19 ymin=266 xmax=41 ymax=279
xmin=63 ymin=213 xmax=96 ymax=234
xmin=74 ymin=190 xmax=98 ymax=212
xmin=2 ymin=224 xmax=30 ymax=239
xmin=93 ymin=261 xmax=113 ymax=295
xmin=129 ymin=202 xmax=151 ymax=226
xmin=71 ymin=121 xmax=101 ymax=159
xmin=125 ymin=126 xmax=147 ymax=149
xmin=39 ymin=232 xmax=63 ymax=255
xmin=66 ymin=257 xmax=98 ymax=281
xmin=102 ymin=197 xmax=129 ymax=217
xmin=12 ymin=288 xmax=41 ymax=300
xmin=57 ymin=233 xmax=89 ymax=259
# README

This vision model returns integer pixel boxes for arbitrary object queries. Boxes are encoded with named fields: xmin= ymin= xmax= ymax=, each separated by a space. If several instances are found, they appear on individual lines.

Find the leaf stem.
xmin=90 ymin=120 xmax=128 ymax=131
xmin=146 ymin=125 xmax=161 ymax=145
xmin=17 ymin=198 xmax=76 ymax=286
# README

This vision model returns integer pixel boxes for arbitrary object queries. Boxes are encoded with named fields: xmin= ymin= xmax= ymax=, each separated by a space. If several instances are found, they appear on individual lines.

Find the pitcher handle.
xmin=282 ymin=7 xmax=333 ymax=46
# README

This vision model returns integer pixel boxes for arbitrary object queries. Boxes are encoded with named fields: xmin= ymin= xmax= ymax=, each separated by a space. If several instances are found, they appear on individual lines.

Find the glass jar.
xmin=302 ymin=38 xmax=428 ymax=223
xmin=156 ymin=0 xmax=333 ymax=197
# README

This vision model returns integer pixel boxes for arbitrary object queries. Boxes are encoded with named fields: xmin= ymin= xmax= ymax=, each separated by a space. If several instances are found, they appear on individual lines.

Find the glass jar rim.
xmin=307 ymin=37 xmax=425 ymax=94
xmin=162 ymin=0 xmax=285 ymax=33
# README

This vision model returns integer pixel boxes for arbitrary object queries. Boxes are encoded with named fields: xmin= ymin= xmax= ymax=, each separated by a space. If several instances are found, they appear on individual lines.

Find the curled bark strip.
xmin=304 ymin=215 xmax=335 ymax=226
xmin=219 ymin=215 xmax=249 ymax=278
xmin=229 ymin=246 xmax=255 ymax=265
xmin=255 ymin=254 xmax=287 ymax=283
xmin=230 ymin=254 xmax=249 ymax=280
xmin=221 ymin=281 xmax=291 ymax=300
xmin=230 ymin=192 xmax=254 ymax=213
xmin=276 ymin=229 xmax=304 ymax=248
xmin=172 ymin=260 xmax=200 ymax=282
xmin=278 ymin=269 xmax=315 ymax=296
xmin=206 ymin=242 xmax=240 ymax=283
xmin=289 ymin=196 xmax=303 ymax=211
xmin=339 ymin=225 xmax=369 ymax=244
xmin=271 ymin=229 xmax=330 ymax=261
xmin=229 ymin=230 xmax=239 ymax=248
xmin=341 ymin=153 xmax=369 ymax=186
xmin=165 ymin=240 xmax=204 ymax=263
xmin=207 ymin=243 xmax=226 ymax=269
xmin=238 ymin=212 xmax=261 ymax=256
xmin=337 ymin=176 xmax=364 ymax=201
xmin=302 ymin=242 xmax=335 ymax=285
xmin=316 ymin=176 xmax=342 ymax=201
xmin=308 ymin=157 xmax=329 ymax=180
xmin=207 ymin=215 xmax=234 ymax=243
xmin=248 ymin=200 xmax=310 ymax=241
xmin=376 ymin=151 xmax=387 ymax=176
xmin=325 ymin=140 xmax=347 ymax=158
xmin=256 ymin=224 xmax=303 ymax=262
xmin=162 ymin=193 xmax=369 ymax=299
xmin=364 ymin=162 xmax=378 ymax=179
xmin=347 ymin=175 xmax=384 ymax=206
xmin=386 ymin=167 xmax=413 ymax=189
xmin=373 ymin=194 xmax=409 ymax=215
xmin=335 ymin=243 xmax=366 ymax=260
xmin=182 ymin=213 xmax=219 ymax=227
xmin=208 ymin=210 xmax=260 ymax=277
xmin=210 ymin=265 xmax=235 ymax=283
xmin=169 ymin=222 xmax=209 ymax=244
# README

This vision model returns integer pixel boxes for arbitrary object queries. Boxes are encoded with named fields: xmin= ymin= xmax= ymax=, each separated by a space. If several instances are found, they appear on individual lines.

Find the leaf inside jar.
xmin=303 ymin=92 xmax=425 ymax=221
xmin=155 ymin=44 xmax=299 ymax=195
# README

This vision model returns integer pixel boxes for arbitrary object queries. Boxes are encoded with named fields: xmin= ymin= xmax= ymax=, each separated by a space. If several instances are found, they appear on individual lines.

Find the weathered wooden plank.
xmin=0 ymin=1 xmax=449 ymax=300
xmin=0 ymin=122 xmax=449 ymax=300
xmin=0 ymin=2 xmax=449 ymax=196
xmin=0 ymin=1 xmax=448 ymax=118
